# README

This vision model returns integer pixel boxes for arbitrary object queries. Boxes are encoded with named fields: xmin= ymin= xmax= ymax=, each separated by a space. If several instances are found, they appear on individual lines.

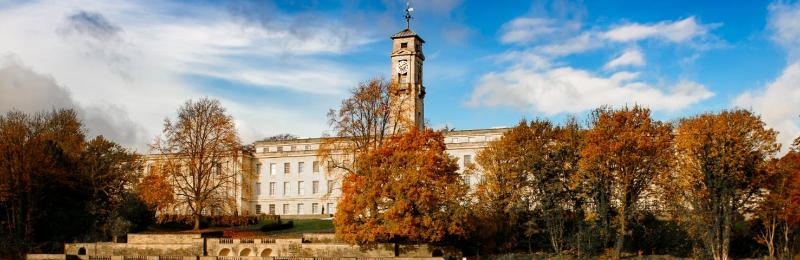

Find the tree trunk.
xmin=614 ymin=211 xmax=627 ymax=258
xmin=194 ymin=214 xmax=201 ymax=230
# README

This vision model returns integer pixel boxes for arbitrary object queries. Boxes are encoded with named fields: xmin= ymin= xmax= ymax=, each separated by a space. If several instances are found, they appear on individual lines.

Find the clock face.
xmin=396 ymin=60 xmax=409 ymax=75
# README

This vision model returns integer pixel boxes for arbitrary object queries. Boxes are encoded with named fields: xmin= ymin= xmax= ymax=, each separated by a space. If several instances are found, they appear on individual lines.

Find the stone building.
xmin=142 ymin=10 xmax=508 ymax=218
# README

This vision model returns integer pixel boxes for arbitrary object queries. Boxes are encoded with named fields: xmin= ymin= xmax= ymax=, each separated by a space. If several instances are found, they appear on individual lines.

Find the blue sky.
xmin=0 ymin=0 xmax=799 ymax=152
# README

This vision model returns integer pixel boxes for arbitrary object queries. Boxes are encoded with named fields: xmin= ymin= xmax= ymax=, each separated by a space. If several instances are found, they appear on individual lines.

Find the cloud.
xmin=604 ymin=48 xmax=645 ymax=70
xmin=0 ymin=56 xmax=146 ymax=148
xmin=537 ymin=32 xmax=602 ymax=56
xmin=499 ymin=17 xmax=581 ymax=45
xmin=469 ymin=66 xmax=714 ymax=114
xmin=732 ymin=1 xmax=800 ymax=154
xmin=768 ymin=1 xmax=800 ymax=58
xmin=734 ymin=63 xmax=800 ymax=153
xmin=603 ymin=16 xmax=714 ymax=43
xmin=0 ymin=0 xmax=381 ymax=149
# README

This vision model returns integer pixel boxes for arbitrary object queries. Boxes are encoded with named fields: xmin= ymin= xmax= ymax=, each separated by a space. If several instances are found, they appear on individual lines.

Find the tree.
xmin=137 ymin=165 xmax=175 ymax=217
xmin=334 ymin=129 xmax=468 ymax=250
xmin=755 ymin=146 xmax=800 ymax=258
xmin=471 ymin=119 xmax=583 ymax=253
xmin=80 ymin=136 xmax=143 ymax=241
xmin=319 ymin=79 xmax=405 ymax=176
xmin=579 ymin=106 xmax=673 ymax=256
xmin=152 ymin=98 xmax=244 ymax=230
xmin=666 ymin=110 xmax=778 ymax=260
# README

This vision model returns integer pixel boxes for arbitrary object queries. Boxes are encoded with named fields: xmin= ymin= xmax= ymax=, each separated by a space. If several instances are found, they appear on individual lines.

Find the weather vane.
xmin=405 ymin=0 xmax=414 ymax=29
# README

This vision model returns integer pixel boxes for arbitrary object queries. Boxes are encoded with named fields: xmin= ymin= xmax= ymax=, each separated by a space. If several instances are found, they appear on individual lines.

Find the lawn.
xmin=243 ymin=218 xmax=335 ymax=235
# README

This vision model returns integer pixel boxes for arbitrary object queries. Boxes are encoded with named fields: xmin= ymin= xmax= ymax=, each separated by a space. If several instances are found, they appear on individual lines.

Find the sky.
xmin=0 ymin=0 xmax=799 ymax=153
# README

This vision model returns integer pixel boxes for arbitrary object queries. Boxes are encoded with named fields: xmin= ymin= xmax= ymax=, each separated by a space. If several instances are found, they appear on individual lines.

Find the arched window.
xmin=77 ymin=248 xmax=86 ymax=255
xmin=218 ymin=248 xmax=231 ymax=256
xmin=239 ymin=248 xmax=252 ymax=256
xmin=261 ymin=248 xmax=273 ymax=257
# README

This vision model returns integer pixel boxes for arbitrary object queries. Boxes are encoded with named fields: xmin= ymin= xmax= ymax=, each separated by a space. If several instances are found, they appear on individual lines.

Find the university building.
xmin=144 ymin=15 xmax=509 ymax=217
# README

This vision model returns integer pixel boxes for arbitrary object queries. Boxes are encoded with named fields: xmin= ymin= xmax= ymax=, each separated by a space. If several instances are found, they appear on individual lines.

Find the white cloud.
xmin=604 ymin=48 xmax=645 ymax=70
xmin=768 ymin=1 xmax=800 ymax=58
xmin=734 ymin=63 xmax=800 ymax=153
xmin=469 ymin=66 xmax=714 ymax=114
xmin=499 ymin=17 xmax=581 ymax=45
xmin=0 ymin=0 xmax=378 ymax=150
xmin=603 ymin=16 xmax=713 ymax=43
xmin=0 ymin=56 xmax=147 ymax=148
xmin=537 ymin=32 xmax=602 ymax=56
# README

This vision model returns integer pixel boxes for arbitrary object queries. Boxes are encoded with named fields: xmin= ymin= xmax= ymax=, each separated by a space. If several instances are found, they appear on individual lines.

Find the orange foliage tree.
xmin=579 ymin=105 xmax=673 ymax=256
xmin=755 ymin=137 xmax=800 ymax=258
xmin=666 ymin=110 xmax=778 ymax=260
xmin=334 ymin=129 xmax=468 ymax=250
xmin=137 ymin=165 xmax=175 ymax=218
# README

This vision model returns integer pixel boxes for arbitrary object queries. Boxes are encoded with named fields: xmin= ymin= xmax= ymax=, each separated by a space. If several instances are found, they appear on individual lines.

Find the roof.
xmin=391 ymin=28 xmax=425 ymax=43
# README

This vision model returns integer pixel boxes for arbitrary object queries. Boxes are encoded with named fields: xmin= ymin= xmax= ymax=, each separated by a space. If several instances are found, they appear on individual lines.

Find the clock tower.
xmin=390 ymin=4 xmax=425 ymax=131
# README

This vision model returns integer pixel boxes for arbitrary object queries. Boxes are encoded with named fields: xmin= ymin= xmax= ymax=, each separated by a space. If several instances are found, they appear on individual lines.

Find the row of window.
xmin=447 ymin=135 xmax=501 ymax=144
xmin=256 ymin=161 xmax=321 ymax=175
xmin=255 ymin=202 xmax=335 ymax=215
xmin=254 ymin=180 xmax=335 ymax=196
xmin=260 ymin=145 xmax=315 ymax=153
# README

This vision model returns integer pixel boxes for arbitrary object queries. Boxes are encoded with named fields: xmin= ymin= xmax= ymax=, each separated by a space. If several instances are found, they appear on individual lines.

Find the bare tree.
xmin=152 ymin=98 xmax=244 ymax=230
xmin=318 ymin=79 xmax=408 ymax=177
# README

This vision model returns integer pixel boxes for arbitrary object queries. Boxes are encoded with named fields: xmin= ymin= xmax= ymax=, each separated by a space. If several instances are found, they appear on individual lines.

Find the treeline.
xmin=462 ymin=106 xmax=799 ymax=259
xmin=326 ymin=80 xmax=800 ymax=259
xmin=0 ymin=109 xmax=153 ymax=259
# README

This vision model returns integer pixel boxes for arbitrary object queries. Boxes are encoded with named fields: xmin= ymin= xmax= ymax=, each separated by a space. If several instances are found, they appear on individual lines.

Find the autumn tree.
xmin=80 ymin=136 xmax=143 ymax=241
xmin=152 ymin=98 xmax=244 ymax=230
xmin=471 ymin=119 xmax=583 ymax=253
xmin=319 ymin=79 xmax=406 ymax=176
xmin=334 ymin=129 xmax=468 ymax=251
xmin=665 ymin=110 xmax=778 ymax=260
xmin=137 ymin=165 xmax=175 ymax=217
xmin=579 ymin=106 xmax=673 ymax=256
xmin=753 ymin=136 xmax=800 ymax=258
xmin=0 ymin=109 xmax=143 ymax=257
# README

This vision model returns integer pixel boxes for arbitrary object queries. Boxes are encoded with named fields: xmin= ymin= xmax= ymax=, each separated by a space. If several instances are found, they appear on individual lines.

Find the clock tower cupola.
xmin=390 ymin=3 xmax=425 ymax=131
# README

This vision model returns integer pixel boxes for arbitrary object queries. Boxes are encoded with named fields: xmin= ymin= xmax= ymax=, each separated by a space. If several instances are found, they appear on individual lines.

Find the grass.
xmin=270 ymin=219 xmax=335 ymax=234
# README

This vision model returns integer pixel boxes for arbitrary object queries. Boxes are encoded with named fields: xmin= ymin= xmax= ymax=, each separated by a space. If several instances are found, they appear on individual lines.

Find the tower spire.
xmin=404 ymin=1 xmax=413 ymax=29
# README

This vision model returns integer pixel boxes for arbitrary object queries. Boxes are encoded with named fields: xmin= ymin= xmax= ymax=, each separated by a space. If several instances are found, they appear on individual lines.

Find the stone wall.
xmin=127 ymin=233 xmax=201 ymax=244
xmin=64 ymin=241 xmax=201 ymax=256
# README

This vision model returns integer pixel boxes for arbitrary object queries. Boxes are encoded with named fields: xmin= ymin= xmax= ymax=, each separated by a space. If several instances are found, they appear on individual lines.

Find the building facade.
xmin=144 ymin=18 xmax=508 ymax=217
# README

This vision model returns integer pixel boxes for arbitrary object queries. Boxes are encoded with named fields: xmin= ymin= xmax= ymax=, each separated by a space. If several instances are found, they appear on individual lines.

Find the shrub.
xmin=260 ymin=220 xmax=294 ymax=232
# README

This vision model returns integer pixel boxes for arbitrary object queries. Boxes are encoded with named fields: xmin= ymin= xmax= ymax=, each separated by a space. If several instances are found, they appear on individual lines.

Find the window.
xmin=327 ymin=180 xmax=334 ymax=194
xmin=298 ymin=181 xmax=305 ymax=195
xmin=255 ymin=182 xmax=261 ymax=196
xmin=297 ymin=203 xmax=304 ymax=214
xmin=400 ymin=42 xmax=407 ymax=48
xmin=277 ymin=146 xmax=283 ymax=152
xmin=298 ymin=162 xmax=305 ymax=173
xmin=326 ymin=203 xmax=334 ymax=214
xmin=268 ymin=204 xmax=275 ymax=215
xmin=312 ymin=203 xmax=319 ymax=214
xmin=284 ymin=163 xmax=290 ymax=174
xmin=312 ymin=181 xmax=319 ymax=194
xmin=256 ymin=163 xmax=262 ymax=176
xmin=269 ymin=163 xmax=276 ymax=175
xmin=255 ymin=204 xmax=262 ymax=214
xmin=313 ymin=161 xmax=320 ymax=173
xmin=283 ymin=182 xmax=289 ymax=196
xmin=464 ymin=155 xmax=472 ymax=166
xmin=463 ymin=176 xmax=471 ymax=187
xmin=283 ymin=204 xmax=289 ymax=214
xmin=262 ymin=147 xmax=268 ymax=153
xmin=269 ymin=182 xmax=276 ymax=196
